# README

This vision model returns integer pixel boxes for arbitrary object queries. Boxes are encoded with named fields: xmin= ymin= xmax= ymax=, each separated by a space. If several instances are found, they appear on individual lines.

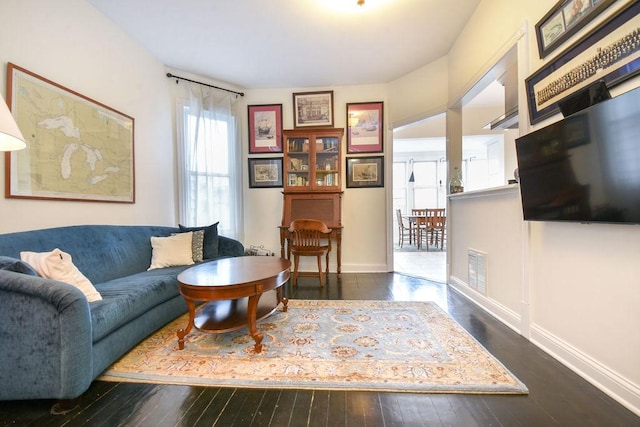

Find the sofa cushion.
xmin=0 ymin=256 xmax=38 ymax=275
xmin=91 ymin=266 xmax=187 ymax=342
xmin=20 ymin=248 xmax=102 ymax=302
xmin=179 ymin=222 xmax=219 ymax=259
xmin=191 ymin=229 xmax=205 ymax=262
xmin=148 ymin=233 xmax=195 ymax=270
xmin=173 ymin=229 xmax=204 ymax=263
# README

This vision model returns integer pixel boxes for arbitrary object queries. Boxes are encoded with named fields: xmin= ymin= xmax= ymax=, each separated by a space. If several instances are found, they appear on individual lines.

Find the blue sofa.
xmin=0 ymin=224 xmax=243 ymax=407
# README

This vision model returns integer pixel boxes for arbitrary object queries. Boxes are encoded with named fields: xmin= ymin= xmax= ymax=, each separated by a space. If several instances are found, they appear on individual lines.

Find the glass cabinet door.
xmin=283 ymin=128 xmax=343 ymax=192
xmin=286 ymin=138 xmax=310 ymax=188
xmin=315 ymin=136 xmax=339 ymax=188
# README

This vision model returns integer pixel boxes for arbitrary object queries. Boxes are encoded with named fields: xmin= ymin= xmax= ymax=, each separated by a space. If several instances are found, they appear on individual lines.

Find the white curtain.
xmin=176 ymin=83 xmax=243 ymax=241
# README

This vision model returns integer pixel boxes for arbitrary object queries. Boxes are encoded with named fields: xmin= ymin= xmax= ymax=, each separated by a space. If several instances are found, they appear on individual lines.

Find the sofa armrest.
xmin=0 ymin=270 xmax=93 ymax=401
xmin=218 ymin=235 xmax=245 ymax=257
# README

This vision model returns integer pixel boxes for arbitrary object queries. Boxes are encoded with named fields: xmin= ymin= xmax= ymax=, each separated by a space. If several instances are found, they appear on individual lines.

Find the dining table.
xmin=402 ymin=209 xmax=446 ymax=250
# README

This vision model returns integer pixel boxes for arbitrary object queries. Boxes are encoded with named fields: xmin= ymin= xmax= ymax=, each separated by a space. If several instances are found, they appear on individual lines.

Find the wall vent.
xmin=468 ymin=249 xmax=487 ymax=295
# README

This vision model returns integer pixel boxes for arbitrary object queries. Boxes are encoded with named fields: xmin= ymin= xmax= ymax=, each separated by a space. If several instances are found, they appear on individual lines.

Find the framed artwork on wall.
xmin=346 ymin=156 xmax=384 ymax=188
xmin=248 ymin=104 xmax=283 ymax=153
xmin=5 ymin=63 xmax=135 ymax=203
xmin=346 ymin=101 xmax=383 ymax=153
xmin=248 ymin=157 xmax=283 ymax=188
xmin=292 ymin=90 xmax=334 ymax=128
xmin=535 ymin=0 xmax=616 ymax=59
xmin=526 ymin=1 xmax=640 ymax=124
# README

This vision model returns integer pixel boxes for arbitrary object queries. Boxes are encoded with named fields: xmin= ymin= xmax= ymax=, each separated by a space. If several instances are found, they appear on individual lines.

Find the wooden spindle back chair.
xmin=288 ymin=219 xmax=332 ymax=286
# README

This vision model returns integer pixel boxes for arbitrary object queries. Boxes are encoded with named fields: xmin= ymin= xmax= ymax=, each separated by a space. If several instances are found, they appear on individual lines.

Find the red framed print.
xmin=248 ymin=104 xmax=283 ymax=153
xmin=346 ymin=101 xmax=383 ymax=153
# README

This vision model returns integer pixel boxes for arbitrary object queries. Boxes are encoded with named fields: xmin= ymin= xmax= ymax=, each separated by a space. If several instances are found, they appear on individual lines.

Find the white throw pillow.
xmin=172 ymin=229 xmax=205 ymax=262
xmin=20 ymin=248 xmax=102 ymax=302
xmin=148 ymin=232 xmax=195 ymax=270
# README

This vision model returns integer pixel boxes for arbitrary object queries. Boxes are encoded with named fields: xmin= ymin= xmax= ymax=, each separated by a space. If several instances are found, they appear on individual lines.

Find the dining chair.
xmin=412 ymin=209 xmax=428 ymax=249
xmin=288 ymin=219 xmax=332 ymax=286
xmin=430 ymin=208 xmax=447 ymax=250
xmin=420 ymin=208 xmax=446 ymax=250
xmin=395 ymin=209 xmax=413 ymax=247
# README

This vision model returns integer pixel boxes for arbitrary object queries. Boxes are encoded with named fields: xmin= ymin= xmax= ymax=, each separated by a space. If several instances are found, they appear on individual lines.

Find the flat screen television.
xmin=515 ymin=86 xmax=640 ymax=225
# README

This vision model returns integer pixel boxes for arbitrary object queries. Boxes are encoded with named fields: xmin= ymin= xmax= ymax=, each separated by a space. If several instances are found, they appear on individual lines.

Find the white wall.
xmin=388 ymin=57 xmax=448 ymax=128
xmin=446 ymin=0 xmax=640 ymax=415
xmin=0 ymin=0 xmax=176 ymax=233
xmin=448 ymin=187 xmax=524 ymax=330
xmin=241 ymin=84 xmax=390 ymax=273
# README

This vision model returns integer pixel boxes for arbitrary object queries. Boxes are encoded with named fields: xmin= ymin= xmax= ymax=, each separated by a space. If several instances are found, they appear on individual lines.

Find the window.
xmin=413 ymin=160 xmax=446 ymax=208
xmin=392 ymin=162 xmax=407 ymax=213
xmin=177 ymin=100 xmax=242 ymax=239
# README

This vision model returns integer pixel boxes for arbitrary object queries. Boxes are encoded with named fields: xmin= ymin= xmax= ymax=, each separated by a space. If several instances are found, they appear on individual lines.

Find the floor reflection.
xmin=393 ymin=247 xmax=446 ymax=284
xmin=389 ymin=273 xmax=449 ymax=311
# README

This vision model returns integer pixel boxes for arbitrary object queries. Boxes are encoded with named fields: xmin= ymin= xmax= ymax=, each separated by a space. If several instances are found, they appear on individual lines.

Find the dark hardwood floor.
xmin=1 ymin=273 xmax=638 ymax=426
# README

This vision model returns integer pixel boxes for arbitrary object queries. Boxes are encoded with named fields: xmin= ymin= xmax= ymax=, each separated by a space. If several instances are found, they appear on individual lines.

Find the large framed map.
xmin=5 ymin=63 xmax=135 ymax=203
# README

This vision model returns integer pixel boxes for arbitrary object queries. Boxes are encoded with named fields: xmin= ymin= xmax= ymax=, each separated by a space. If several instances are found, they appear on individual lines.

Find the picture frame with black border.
xmin=292 ymin=90 xmax=334 ymax=128
xmin=346 ymin=156 xmax=384 ymax=188
xmin=248 ymin=157 xmax=283 ymax=188
xmin=526 ymin=1 xmax=640 ymax=125
xmin=535 ymin=0 xmax=616 ymax=59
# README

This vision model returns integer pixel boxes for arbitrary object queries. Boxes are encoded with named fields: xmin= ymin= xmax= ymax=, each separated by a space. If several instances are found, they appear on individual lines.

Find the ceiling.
xmin=87 ymin=0 xmax=481 ymax=89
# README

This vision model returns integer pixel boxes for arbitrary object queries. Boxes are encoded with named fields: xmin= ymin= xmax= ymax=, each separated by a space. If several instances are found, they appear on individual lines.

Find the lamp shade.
xmin=0 ymin=95 xmax=26 ymax=151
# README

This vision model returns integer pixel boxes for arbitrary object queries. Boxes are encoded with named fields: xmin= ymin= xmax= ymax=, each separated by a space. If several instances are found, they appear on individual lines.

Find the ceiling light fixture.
xmin=357 ymin=0 xmax=364 ymax=5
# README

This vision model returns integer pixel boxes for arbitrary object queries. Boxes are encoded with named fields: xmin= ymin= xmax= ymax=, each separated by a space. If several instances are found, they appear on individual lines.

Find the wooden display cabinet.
xmin=283 ymin=128 xmax=343 ymax=191
xmin=281 ymin=127 xmax=344 ymax=276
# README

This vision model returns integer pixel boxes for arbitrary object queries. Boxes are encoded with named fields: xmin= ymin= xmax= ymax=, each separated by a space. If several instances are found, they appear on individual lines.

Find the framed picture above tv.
xmin=526 ymin=1 xmax=640 ymax=125
xmin=535 ymin=0 xmax=616 ymax=59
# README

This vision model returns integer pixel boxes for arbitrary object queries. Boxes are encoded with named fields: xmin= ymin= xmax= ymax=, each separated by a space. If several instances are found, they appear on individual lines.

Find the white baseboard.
xmin=341 ymin=263 xmax=388 ymax=273
xmin=531 ymin=325 xmax=640 ymax=417
xmin=294 ymin=263 xmax=388 ymax=274
xmin=449 ymin=275 xmax=522 ymax=334
xmin=449 ymin=275 xmax=640 ymax=417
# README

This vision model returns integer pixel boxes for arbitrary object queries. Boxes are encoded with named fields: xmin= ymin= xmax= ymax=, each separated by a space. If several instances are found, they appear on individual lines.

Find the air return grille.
xmin=468 ymin=249 xmax=487 ymax=295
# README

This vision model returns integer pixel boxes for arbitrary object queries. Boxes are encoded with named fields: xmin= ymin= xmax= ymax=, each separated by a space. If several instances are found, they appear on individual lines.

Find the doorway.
xmin=392 ymin=114 xmax=447 ymax=283
xmin=391 ymin=67 xmax=514 ymax=283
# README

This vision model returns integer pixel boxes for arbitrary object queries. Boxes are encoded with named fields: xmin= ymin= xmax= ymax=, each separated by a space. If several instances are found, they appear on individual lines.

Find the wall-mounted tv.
xmin=515 ymin=86 xmax=640 ymax=225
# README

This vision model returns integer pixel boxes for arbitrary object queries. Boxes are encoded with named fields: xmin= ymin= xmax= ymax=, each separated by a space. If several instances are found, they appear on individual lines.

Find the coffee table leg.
xmin=177 ymin=299 xmax=196 ymax=350
xmin=247 ymin=294 xmax=263 ymax=353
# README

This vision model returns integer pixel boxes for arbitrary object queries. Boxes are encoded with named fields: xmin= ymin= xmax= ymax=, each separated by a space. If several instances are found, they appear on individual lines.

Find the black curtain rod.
xmin=166 ymin=72 xmax=245 ymax=97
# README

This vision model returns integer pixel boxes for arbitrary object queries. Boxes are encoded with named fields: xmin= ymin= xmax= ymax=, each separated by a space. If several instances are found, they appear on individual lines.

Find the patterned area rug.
xmin=99 ymin=300 xmax=528 ymax=394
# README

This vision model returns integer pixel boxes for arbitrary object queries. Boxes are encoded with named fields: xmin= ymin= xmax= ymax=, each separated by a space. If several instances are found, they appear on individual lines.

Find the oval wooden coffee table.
xmin=176 ymin=256 xmax=290 ymax=353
